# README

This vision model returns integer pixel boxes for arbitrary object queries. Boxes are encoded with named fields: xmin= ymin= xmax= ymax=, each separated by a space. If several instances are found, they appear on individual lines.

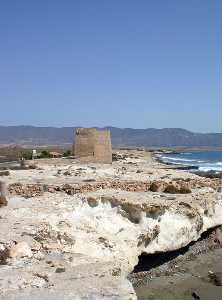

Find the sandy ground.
xmin=2 ymin=151 xmax=202 ymax=186
xmin=135 ymin=248 xmax=222 ymax=300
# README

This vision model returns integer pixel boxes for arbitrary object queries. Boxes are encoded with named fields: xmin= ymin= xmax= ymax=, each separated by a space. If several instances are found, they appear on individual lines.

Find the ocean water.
xmin=159 ymin=151 xmax=222 ymax=172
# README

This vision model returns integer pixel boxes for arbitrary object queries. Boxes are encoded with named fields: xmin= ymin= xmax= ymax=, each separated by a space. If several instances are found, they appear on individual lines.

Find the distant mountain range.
xmin=0 ymin=126 xmax=222 ymax=148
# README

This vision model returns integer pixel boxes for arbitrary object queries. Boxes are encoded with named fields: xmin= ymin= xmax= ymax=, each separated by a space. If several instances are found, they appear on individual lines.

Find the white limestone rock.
xmin=9 ymin=241 xmax=33 ymax=258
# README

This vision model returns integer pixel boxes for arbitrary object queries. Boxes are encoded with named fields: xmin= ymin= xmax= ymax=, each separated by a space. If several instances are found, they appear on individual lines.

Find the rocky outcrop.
xmin=8 ymin=183 xmax=44 ymax=198
xmin=33 ymin=223 xmax=75 ymax=251
xmin=0 ymin=171 xmax=10 ymax=176
xmin=8 ymin=242 xmax=33 ymax=258
xmin=1 ymin=187 xmax=222 ymax=299
xmin=2 ymin=151 xmax=222 ymax=299
xmin=8 ymin=177 xmax=222 ymax=198
xmin=149 ymin=180 xmax=191 ymax=194
xmin=83 ymin=188 xmax=222 ymax=254
xmin=0 ymin=181 xmax=8 ymax=207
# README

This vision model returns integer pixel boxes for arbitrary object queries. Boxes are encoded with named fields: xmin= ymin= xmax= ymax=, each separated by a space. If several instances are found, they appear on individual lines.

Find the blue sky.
xmin=1 ymin=1 xmax=222 ymax=132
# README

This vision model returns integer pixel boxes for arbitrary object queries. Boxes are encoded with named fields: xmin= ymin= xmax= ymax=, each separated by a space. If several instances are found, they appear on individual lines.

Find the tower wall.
xmin=74 ymin=128 xmax=112 ymax=163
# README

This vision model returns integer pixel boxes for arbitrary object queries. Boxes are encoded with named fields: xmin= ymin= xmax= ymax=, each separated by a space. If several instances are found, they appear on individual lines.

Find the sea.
xmin=159 ymin=151 xmax=222 ymax=173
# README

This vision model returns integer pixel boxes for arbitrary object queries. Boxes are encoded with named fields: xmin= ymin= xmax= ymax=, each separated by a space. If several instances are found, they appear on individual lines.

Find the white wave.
xmin=161 ymin=156 xmax=198 ymax=163
xmin=160 ymin=156 xmax=182 ymax=161
xmin=199 ymin=166 xmax=222 ymax=172
xmin=160 ymin=153 xmax=222 ymax=172
xmin=180 ymin=159 xmax=200 ymax=162
xmin=167 ymin=161 xmax=188 ymax=165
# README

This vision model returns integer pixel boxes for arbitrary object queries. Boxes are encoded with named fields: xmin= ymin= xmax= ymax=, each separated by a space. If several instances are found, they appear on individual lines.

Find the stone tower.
xmin=74 ymin=128 xmax=112 ymax=163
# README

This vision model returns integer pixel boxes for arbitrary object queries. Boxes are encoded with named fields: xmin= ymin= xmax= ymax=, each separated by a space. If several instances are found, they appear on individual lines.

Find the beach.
xmin=135 ymin=247 xmax=222 ymax=300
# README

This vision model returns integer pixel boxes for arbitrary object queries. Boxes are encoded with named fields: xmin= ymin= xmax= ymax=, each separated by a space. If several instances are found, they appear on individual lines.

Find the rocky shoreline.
xmin=0 ymin=150 xmax=222 ymax=299
xmin=154 ymin=150 xmax=222 ymax=180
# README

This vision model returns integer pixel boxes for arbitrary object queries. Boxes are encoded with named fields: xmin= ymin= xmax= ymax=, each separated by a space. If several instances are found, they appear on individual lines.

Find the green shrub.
xmin=40 ymin=150 xmax=52 ymax=158
xmin=21 ymin=151 xmax=32 ymax=160
xmin=63 ymin=150 xmax=72 ymax=157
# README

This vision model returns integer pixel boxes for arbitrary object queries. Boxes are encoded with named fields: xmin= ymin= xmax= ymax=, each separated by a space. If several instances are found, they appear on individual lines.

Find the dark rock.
xmin=136 ymin=170 xmax=143 ymax=173
xmin=208 ymin=271 xmax=222 ymax=286
xmin=28 ymin=164 xmax=37 ymax=169
xmin=55 ymin=267 xmax=66 ymax=273
xmin=0 ymin=171 xmax=10 ymax=176
xmin=192 ymin=291 xmax=200 ymax=299
xmin=193 ymin=170 xmax=222 ymax=179
xmin=63 ymin=171 xmax=71 ymax=176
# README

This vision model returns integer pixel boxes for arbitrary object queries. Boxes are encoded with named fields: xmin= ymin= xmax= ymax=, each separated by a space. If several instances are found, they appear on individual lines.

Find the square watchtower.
xmin=74 ymin=128 xmax=112 ymax=163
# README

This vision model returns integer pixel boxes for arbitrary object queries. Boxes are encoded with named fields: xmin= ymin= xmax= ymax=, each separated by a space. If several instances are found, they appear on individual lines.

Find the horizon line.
xmin=0 ymin=124 xmax=221 ymax=135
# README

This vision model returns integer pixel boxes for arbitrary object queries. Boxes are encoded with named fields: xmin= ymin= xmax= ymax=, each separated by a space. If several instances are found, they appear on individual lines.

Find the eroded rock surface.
xmin=0 ymin=150 xmax=222 ymax=299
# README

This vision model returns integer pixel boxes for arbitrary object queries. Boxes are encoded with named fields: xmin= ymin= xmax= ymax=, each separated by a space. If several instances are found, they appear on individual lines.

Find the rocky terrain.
xmin=0 ymin=150 xmax=222 ymax=299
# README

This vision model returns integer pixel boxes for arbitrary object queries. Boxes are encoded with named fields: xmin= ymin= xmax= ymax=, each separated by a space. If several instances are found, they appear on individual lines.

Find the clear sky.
xmin=1 ymin=1 xmax=222 ymax=132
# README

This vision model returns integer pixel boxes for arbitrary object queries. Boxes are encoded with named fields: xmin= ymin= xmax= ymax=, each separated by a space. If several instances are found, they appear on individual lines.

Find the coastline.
xmin=153 ymin=150 xmax=222 ymax=179
xmin=1 ymin=149 xmax=222 ymax=299
xmin=131 ymin=150 xmax=222 ymax=299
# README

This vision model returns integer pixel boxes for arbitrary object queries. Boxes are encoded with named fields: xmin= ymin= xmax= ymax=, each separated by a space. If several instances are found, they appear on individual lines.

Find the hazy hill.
xmin=1 ymin=126 xmax=222 ymax=147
